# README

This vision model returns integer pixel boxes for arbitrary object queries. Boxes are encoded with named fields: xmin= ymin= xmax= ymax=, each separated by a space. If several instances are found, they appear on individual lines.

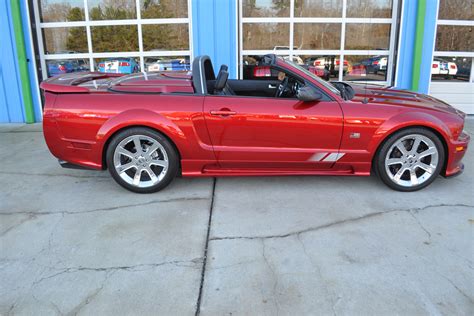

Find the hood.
xmin=350 ymin=83 xmax=465 ymax=117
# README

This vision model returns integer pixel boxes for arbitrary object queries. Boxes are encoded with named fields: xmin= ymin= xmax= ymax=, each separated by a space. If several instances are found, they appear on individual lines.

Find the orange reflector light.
xmin=456 ymin=146 xmax=465 ymax=152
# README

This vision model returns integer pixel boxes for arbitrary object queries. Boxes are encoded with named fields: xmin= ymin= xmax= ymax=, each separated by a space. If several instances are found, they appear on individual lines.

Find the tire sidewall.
xmin=106 ymin=127 xmax=179 ymax=193
xmin=375 ymin=128 xmax=445 ymax=192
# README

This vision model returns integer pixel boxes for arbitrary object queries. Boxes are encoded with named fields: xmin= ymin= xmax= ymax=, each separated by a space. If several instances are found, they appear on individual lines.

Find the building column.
xmin=395 ymin=0 xmax=439 ymax=94
xmin=11 ymin=0 xmax=35 ymax=123
xmin=0 ymin=1 xmax=26 ymax=123
xmin=20 ymin=0 xmax=42 ymax=122
xmin=192 ymin=0 xmax=238 ymax=79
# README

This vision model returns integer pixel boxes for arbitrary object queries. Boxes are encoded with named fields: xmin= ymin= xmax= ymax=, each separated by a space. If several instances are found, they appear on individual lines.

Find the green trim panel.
xmin=10 ymin=0 xmax=35 ymax=123
xmin=411 ymin=0 xmax=426 ymax=91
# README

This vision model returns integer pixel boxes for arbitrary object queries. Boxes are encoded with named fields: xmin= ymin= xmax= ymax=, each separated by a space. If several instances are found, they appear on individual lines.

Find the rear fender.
xmin=96 ymin=109 xmax=187 ymax=164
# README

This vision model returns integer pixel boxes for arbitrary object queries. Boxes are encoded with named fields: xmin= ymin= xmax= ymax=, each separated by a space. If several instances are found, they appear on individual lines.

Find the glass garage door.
xmin=429 ymin=0 xmax=473 ymax=114
xmin=239 ymin=0 xmax=400 ymax=84
xmin=33 ymin=0 xmax=192 ymax=79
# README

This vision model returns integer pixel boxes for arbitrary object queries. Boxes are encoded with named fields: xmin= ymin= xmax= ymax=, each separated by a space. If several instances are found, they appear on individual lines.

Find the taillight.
xmin=432 ymin=64 xmax=438 ymax=68
xmin=120 ymin=62 xmax=130 ymax=66
xmin=450 ymin=64 xmax=456 ymax=69
xmin=336 ymin=60 xmax=340 ymax=65
xmin=99 ymin=63 xmax=105 ymax=68
xmin=58 ymin=65 xmax=66 ymax=71
xmin=314 ymin=60 xmax=321 ymax=66
xmin=373 ymin=61 xmax=379 ymax=65
xmin=253 ymin=66 xmax=271 ymax=77
xmin=343 ymin=60 xmax=348 ymax=65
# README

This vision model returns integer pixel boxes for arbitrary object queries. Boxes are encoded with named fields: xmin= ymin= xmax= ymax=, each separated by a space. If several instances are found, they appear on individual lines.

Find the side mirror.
xmin=297 ymin=86 xmax=322 ymax=102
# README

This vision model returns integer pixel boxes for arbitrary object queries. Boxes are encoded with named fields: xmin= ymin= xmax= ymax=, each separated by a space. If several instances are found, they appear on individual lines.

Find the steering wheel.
xmin=275 ymin=77 xmax=289 ymax=98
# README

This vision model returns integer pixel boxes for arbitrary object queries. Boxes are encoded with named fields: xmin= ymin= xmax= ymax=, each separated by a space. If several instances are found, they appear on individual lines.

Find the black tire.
xmin=106 ymin=127 xmax=179 ymax=193
xmin=374 ymin=128 xmax=445 ymax=192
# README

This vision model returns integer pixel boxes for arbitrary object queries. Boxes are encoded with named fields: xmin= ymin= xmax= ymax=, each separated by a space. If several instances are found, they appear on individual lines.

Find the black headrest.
xmin=214 ymin=70 xmax=228 ymax=91
xmin=219 ymin=65 xmax=228 ymax=72
xmin=192 ymin=55 xmax=214 ymax=94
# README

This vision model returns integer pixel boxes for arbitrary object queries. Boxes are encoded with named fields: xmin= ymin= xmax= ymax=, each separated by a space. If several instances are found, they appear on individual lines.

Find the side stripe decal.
xmin=323 ymin=153 xmax=345 ymax=162
xmin=308 ymin=152 xmax=345 ymax=162
xmin=308 ymin=153 xmax=328 ymax=161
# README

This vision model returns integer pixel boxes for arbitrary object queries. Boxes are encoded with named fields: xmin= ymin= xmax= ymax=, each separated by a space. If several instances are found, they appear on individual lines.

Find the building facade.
xmin=0 ymin=0 xmax=472 ymax=123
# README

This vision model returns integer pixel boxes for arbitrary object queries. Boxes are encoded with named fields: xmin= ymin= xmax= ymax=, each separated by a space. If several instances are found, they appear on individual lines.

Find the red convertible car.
xmin=41 ymin=55 xmax=470 ymax=193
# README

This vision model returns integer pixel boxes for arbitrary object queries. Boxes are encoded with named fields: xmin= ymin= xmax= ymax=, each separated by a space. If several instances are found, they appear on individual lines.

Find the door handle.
xmin=268 ymin=84 xmax=277 ymax=89
xmin=210 ymin=109 xmax=237 ymax=116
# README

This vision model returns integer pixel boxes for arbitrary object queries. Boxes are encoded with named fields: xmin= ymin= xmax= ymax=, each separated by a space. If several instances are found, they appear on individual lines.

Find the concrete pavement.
xmin=0 ymin=119 xmax=473 ymax=315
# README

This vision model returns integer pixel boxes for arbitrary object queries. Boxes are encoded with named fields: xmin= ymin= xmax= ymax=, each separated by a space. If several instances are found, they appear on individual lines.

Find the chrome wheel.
xmin=384 ymin=134 xmax=439 ymax=188
xmin=113 ymin=135 xmax=169 ymax=188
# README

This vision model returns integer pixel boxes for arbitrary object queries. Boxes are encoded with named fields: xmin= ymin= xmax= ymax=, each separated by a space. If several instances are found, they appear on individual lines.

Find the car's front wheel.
xmin=375 ymin=128 xmax=445 ymax=192
xmin=106 ymin=127 xmax=179 ymax=193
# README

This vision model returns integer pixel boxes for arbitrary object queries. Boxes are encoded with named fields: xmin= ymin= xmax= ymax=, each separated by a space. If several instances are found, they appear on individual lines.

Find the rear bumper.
xmin=444 ymin=131 xmax=470 ymax=177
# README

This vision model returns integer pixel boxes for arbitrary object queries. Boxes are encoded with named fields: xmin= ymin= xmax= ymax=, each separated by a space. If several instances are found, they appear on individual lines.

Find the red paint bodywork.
xmin=41 ymin=60 xmax=470 ymax=179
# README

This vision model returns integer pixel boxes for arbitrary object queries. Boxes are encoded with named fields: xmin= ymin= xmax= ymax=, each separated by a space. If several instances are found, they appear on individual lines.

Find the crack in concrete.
xmin=49 ymin=300 xmax=64 ymax=316
xmin=261 ymin=239 xmax=281 ymax=316
xmin=32 ymin=258 xmax=202 ymax=288
xmin=444 ymin=276 xmax=474 ymax=304
xmin=0 ymin=214 xmax=37 ymax=237
xmin=5 ymin=302 xmax=16 ymax=316
xmin=208 ymin=259 xmax=258 ymax=271
xmin=66 ymin=270 xmax=113 ymax=316
xmin=297 ymin=234 xmax=337 ymax=316
xmin=0 ymin=196 xmax=209 ymax=217
xmin=194 ymin=178 xmax=217 ymax=316
xmin=209 ymin=204 xmax=474 ymax=241
xmin=409 ymin=210 xmax=432 ymax=244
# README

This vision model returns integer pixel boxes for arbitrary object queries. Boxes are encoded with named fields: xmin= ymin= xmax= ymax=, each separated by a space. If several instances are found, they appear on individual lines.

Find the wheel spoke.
xmin=411 ymin=137 xmax=422 ymax=153
xmin=417 ymin=162 xmax=435 ymax=174
xmin=418 ymin=147 xmax=436 ymax=159
xmin=118 ymin=161 xmax=135 ymax=173
xmin=396 ymin=143 xmax=408 ymax=155
xmin=144 ymin=166 xmax=158 ymax=183
xmin=133 ymin=168 xmax=142 ymax=186
xmin=410 ymin=169 xmax=419 ymax=186
xmin=133 ymin=136 xmax=142 ymax=154
xmin=146 ymin=143 xmax=160 ymax=156
xmin=150 ymin=159 xmax=168 ymax=169
xmin=386 ymin=158 xmax=403 ymax=166
xmin=393 ymin=167 xmax=407 ymax=182
xmin=117 ymin=146 xmax=134 ymax=159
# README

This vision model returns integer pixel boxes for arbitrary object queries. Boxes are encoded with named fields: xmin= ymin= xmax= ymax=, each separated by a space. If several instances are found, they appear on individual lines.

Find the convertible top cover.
xmin=40 ymin=71 xmax=194 ymax=94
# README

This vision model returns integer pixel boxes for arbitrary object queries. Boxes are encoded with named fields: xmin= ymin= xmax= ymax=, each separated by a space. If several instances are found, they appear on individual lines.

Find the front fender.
xmin=367 ymin=111 xmax=452 ymax=159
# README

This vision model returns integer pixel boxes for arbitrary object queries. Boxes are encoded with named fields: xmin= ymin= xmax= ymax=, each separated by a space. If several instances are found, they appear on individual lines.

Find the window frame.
xmin=431 ymin=10 xmax=474 ymax=84
xmin=238 ymin=0 xmax=400 ymax=85
xmin=33 ymin=0 xmax=193 ymax=79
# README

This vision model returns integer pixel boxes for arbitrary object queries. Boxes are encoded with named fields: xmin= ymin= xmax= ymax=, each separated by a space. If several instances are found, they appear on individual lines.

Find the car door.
xmin=203 ymin=93 xmax=344 ymax=170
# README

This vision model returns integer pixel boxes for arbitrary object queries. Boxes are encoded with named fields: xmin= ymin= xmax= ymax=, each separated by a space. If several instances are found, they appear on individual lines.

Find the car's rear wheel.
xmin=106 ymin=127 xmax=179 ymax=193
xmin=375 ymin=128 xmax=445 ymax=192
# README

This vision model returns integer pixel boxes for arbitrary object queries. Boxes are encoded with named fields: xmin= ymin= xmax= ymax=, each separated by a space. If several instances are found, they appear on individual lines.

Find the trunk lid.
xmin=40 ymin=71 xmax=194 ymax=94
xmin=40 ymin=72 xmax=123 ymax=93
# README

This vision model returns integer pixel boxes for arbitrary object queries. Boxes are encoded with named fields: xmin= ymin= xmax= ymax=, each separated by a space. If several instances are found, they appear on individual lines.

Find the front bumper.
xmin=444 ymin=131 xmax=470 ymax=177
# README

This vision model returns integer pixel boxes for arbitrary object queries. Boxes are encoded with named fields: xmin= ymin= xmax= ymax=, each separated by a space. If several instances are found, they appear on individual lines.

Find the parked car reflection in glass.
xmin=47 ymin=59 xmax=89 ymax=77
xmin=146 ymin=58 xmax=190 ymax=72
xmin=97 ymin=58 xmax=139 ymax=74
xmin=432 ymin=58 xmax=458 ymax=79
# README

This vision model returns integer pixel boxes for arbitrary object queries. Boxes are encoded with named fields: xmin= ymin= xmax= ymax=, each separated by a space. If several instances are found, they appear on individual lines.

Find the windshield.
xmin=285 ymin=60 xmax=341 ymax=96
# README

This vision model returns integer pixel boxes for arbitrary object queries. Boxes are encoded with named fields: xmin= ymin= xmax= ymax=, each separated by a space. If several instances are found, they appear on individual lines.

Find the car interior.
xmin=193 ymin=55 xmax=304 ymax=99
